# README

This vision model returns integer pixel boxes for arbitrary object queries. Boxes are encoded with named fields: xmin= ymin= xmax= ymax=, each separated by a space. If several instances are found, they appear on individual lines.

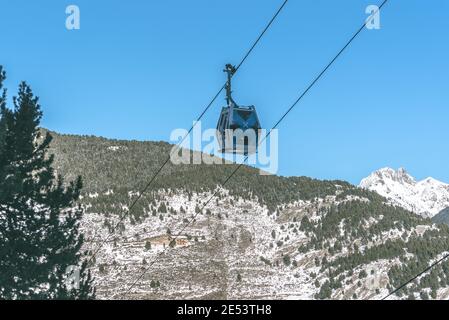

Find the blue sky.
xmin=1 ymin=0 xmax=448 ymax=184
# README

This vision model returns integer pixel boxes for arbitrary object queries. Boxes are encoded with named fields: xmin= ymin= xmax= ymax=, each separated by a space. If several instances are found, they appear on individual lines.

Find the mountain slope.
xmin=360 ymin=168 xmax=449 ymax=218
xmin=47 ymin=129 xmax=372 ymax=212
xmin=46 ymin=131 xmax=449 ymax=300
xmin=432 ymin=208 xmax=449 ymax=226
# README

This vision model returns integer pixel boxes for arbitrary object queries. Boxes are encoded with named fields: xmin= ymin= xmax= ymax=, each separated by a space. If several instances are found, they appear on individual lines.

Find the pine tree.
xmin=282 ymin=255 xmax=291 ymax=267
xmin=0 ymin=67 xmax=12 ymax=173
xmin=318 ymin=280 xmax=332 ymax=299
xmin=0 ymin=70 xmax=94 ymax=299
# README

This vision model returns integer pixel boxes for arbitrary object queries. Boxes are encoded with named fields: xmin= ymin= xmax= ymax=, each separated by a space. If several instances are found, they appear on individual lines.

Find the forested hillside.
xmin=432 ymin=208 xmax=449 ymax=226
xmin=47 ymin=129 xmax=378 ymax=211
xmin=46 ymin=129 xmax=449 ymax=300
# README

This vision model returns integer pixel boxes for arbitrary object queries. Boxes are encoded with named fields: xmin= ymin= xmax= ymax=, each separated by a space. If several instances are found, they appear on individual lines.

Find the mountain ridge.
xmin=359 ymin=167 xmax=449 ymax=218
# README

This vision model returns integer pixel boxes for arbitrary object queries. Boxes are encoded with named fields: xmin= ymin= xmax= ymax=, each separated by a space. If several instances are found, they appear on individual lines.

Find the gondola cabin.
xmin=216 ymin=64 xmax=261 ymax=155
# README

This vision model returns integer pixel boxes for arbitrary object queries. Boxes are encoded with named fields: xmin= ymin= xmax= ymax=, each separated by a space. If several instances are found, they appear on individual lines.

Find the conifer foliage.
xmin=0 ymin=66 xmax=94 ymax=299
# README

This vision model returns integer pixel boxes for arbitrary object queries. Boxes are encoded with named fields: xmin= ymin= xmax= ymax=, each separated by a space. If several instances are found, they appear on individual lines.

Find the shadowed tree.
xmin=0 ymin=66 xmax=94 ymax=299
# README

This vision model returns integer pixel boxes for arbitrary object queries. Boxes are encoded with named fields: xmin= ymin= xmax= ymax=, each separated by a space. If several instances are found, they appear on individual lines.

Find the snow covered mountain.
xmin=359 ymin=168 xmax=449 ymax=218
xmin=45 ymin=132 xmax=449 ymax=300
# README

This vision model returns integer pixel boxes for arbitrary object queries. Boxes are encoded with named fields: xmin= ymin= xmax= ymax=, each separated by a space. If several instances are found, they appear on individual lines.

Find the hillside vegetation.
xmin=47 ymin=130 xmax=380 ymax=212
xmin=46 ymin=129 xmax=449 ymax=300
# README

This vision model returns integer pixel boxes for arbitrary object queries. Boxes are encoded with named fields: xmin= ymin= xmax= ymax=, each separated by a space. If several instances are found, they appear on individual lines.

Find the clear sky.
xmin=1 ymin=0 xmax=448 ymax=184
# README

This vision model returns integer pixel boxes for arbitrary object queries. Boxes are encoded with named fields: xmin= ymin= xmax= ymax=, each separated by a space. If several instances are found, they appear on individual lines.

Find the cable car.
xmin=216 ymin=64 xmax=261 ymax=155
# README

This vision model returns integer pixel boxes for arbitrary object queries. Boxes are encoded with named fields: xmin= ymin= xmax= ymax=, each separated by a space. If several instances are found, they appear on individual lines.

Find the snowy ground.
xmin=79 ymin=188 xmax=447 ymax=300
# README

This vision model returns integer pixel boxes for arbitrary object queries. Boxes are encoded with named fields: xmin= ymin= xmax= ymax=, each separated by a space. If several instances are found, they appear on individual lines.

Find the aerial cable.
xmin=120 ymin=0 xmax=390 ymax=297
xmin=382 ymin=252 xmax=449 ymax=300
xmin=86 ymin=0 xmax=289 ymax=267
